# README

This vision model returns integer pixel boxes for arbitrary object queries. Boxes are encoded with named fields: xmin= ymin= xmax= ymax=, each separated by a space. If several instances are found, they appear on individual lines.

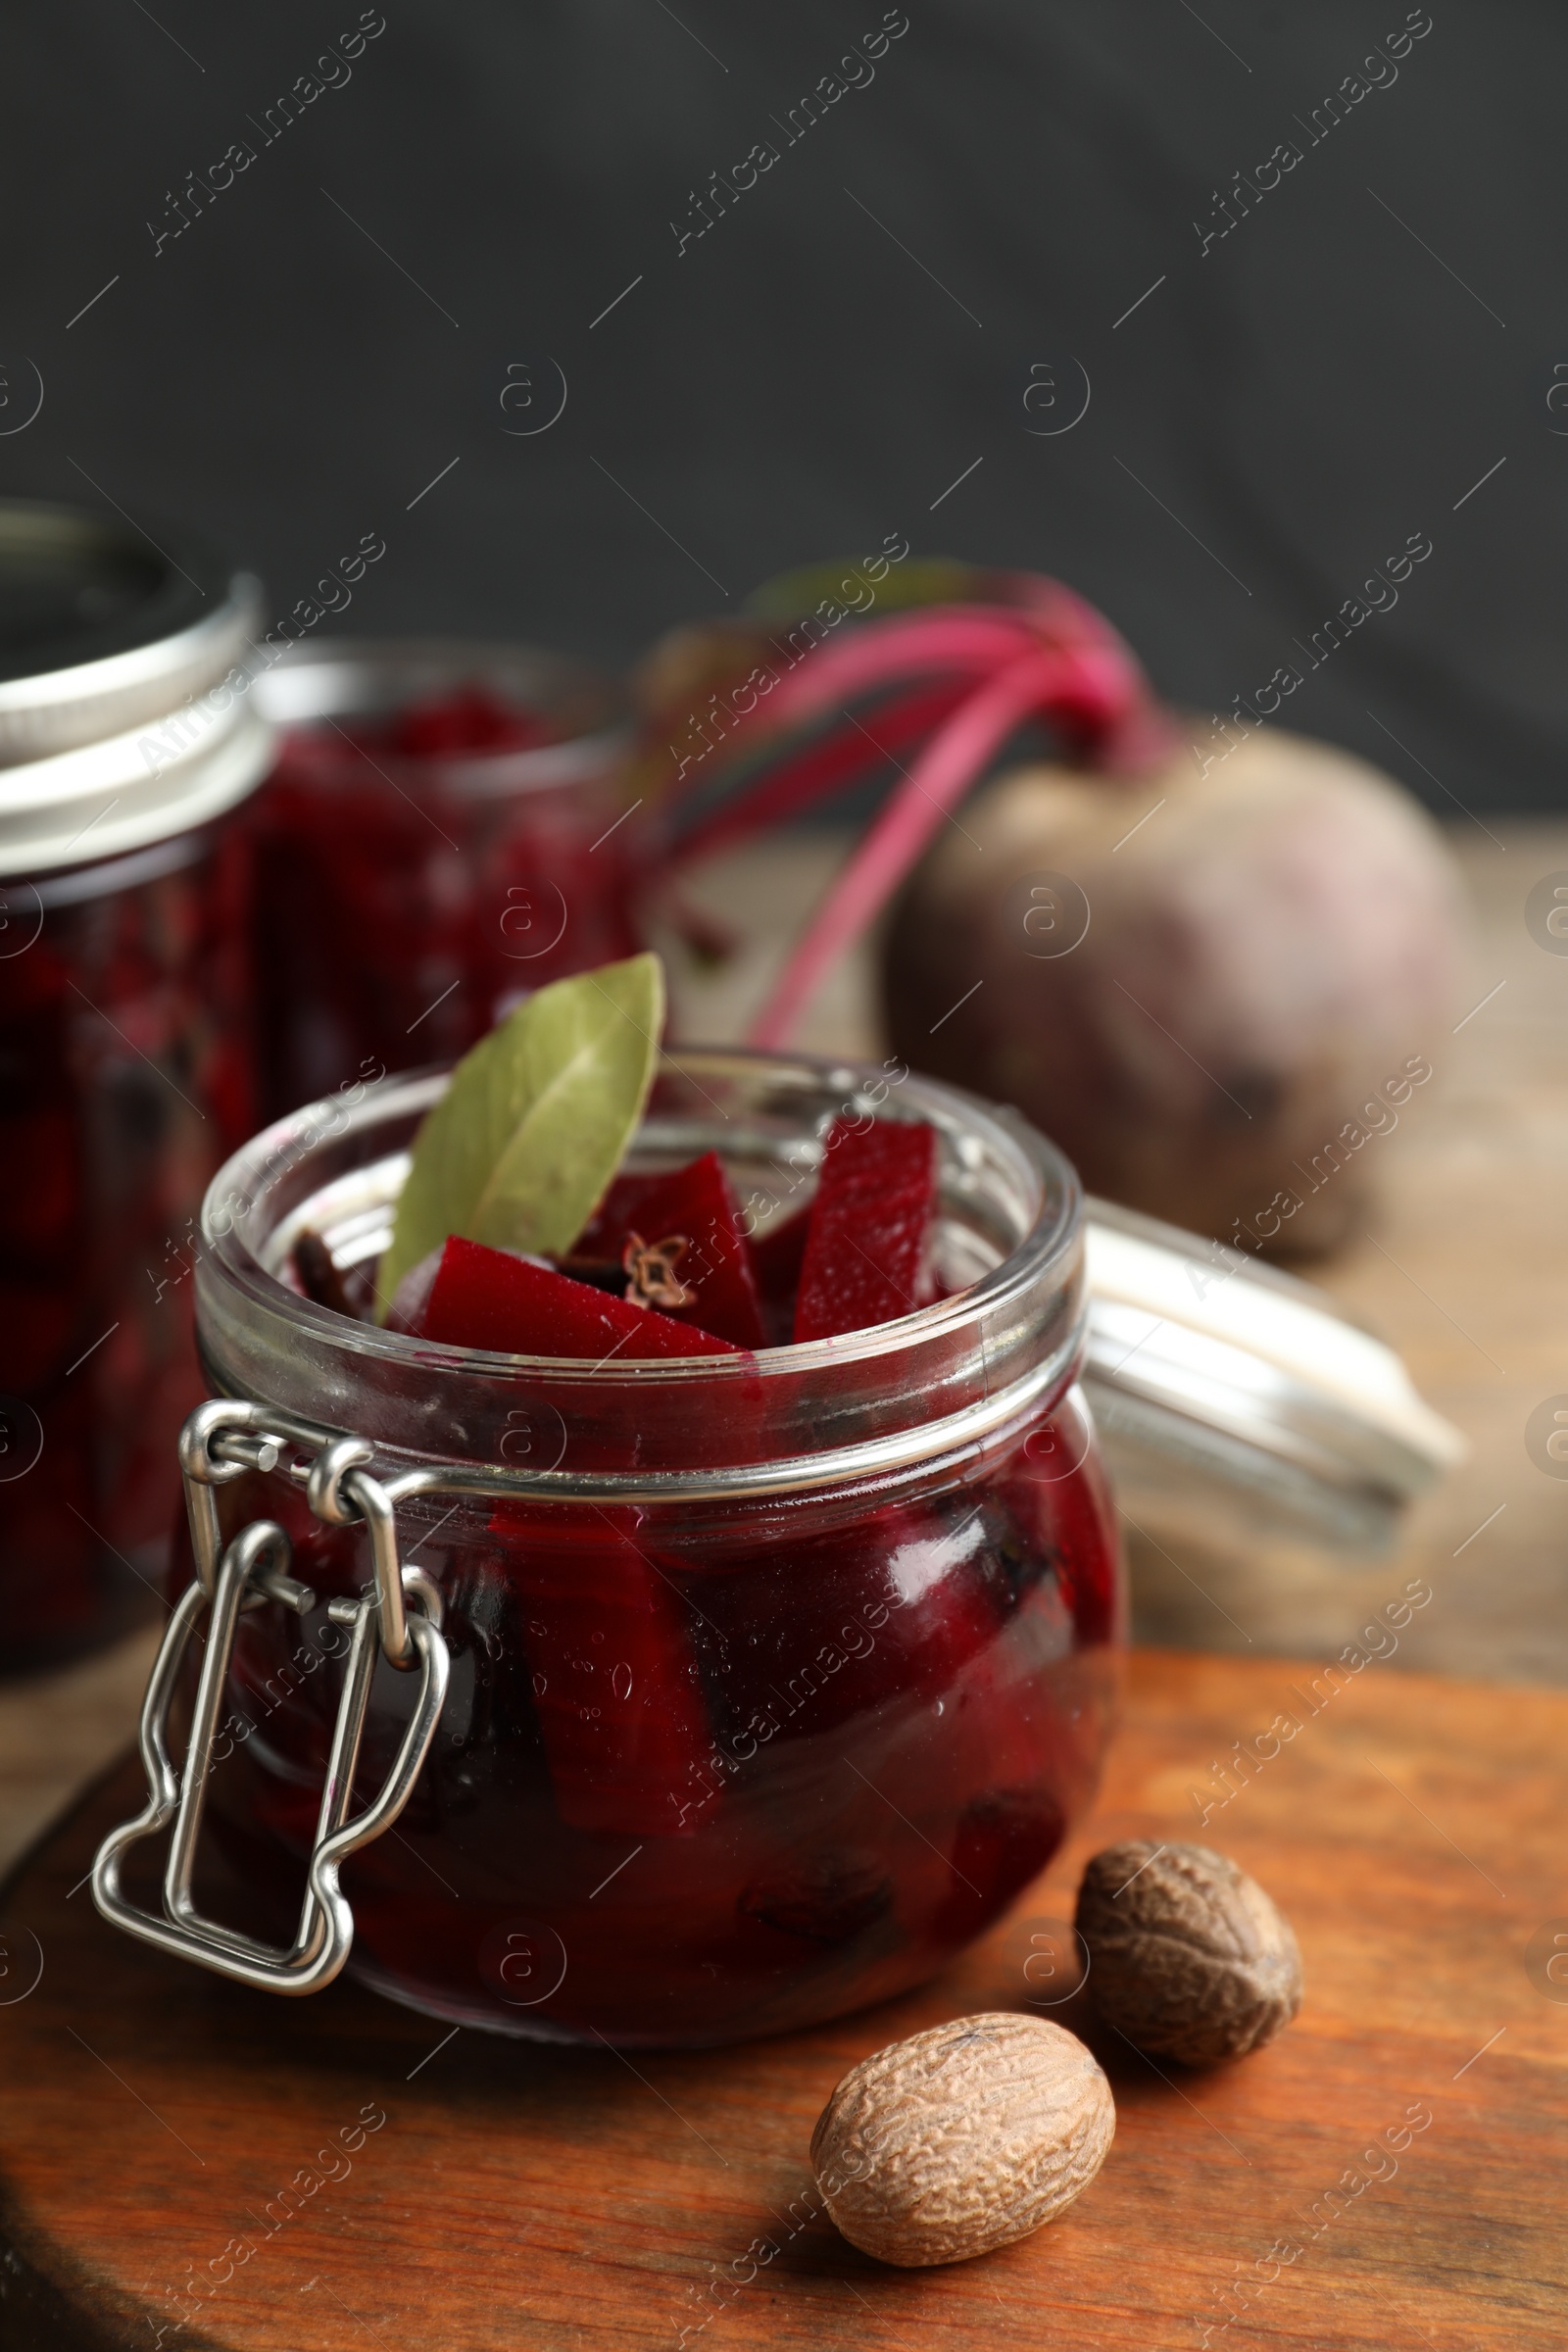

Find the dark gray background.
xmin=3 ymin=2 xmax=1562 ymax=809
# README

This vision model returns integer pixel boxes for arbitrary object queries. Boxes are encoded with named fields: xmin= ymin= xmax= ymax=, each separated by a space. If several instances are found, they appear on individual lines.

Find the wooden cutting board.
xmin=1 ymin=1648 xmax=1563 ymax=2351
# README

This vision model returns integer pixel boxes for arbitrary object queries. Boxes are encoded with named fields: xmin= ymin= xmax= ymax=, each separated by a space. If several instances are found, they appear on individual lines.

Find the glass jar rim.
xmin=248 ymin=637 xmax=630 ymax=802
xmin=195 ymin=1050 xmax=1085 ymax=1489
xmin=203 ymin=1050 xmax=1075 ymax=1370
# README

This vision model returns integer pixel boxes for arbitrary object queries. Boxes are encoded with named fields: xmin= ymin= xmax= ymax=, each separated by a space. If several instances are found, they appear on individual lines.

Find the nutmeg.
xmin=1075 ymin=1840 xmax=1302 ymax=2065
xmin=810 ymin=2012 xmax=1114 ymax=2268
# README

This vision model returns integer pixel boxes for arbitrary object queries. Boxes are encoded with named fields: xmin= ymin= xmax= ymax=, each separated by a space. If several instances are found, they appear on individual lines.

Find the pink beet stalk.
xmin=746 ymin=632 xmax=1170 ymax=1049
xmin=668 ymin=678 xmax=973 ymax=867
xmin=750 ymin=649 xmax=1066 ymax=1050
xmin=648 ymin=576 xmax=1175 ymax=1048
xmin=662 ymin=609 xmax=1040 ymax=823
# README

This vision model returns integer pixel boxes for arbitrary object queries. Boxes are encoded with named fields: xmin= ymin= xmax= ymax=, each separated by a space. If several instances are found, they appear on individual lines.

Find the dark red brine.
xmin=0 ymin=838 xmax=256 ymax=1668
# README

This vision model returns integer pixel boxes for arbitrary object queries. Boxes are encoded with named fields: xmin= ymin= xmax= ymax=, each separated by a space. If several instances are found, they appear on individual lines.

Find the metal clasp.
xmin=92 ymin=1400 xmax=450 ymax=1995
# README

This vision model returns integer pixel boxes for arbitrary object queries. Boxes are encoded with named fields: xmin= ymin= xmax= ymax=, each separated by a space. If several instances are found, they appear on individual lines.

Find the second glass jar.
xmin=247 ymin=641 xmax=637 ymax=1119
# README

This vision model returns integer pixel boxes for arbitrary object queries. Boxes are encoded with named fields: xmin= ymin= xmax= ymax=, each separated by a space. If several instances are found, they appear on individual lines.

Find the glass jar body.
xmin=185 ymin=1050 xmax=1122 ymax=2044
xmin=197 ymin=1391 xmax=1119 ymax=2045
xmin=0 ymin=826 xmax=255 ymax=1671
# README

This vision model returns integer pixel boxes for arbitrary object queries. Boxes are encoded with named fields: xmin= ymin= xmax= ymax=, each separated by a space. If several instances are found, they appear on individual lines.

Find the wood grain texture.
xmin=1 ymin=1648 xmax=1563 ymax=2352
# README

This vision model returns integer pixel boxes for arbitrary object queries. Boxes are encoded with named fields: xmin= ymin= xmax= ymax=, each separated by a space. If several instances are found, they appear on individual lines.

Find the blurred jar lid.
xmin=1082 ymin=1199 xmax=1465 ymax=1555
xmin=0 ymin=498 xmax=269 ymax=876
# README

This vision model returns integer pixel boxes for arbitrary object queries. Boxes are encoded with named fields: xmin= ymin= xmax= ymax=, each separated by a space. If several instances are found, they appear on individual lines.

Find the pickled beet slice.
xmin=419 ymin=1236 xmax=738 ymax=1359
xmin=493 ymin=1506 xmax=717 ymax=1838
xmin=574 ymin=1152 xmax=765 ymax=1348
xmin=738 ymin=1851 xmax=895 ymax=1943
xmin=750 ymin=1204 xmax=810 ymax=1344
xmin=931 ymin=1788 xmax=1067 ymax=1947
xmin=411 ymin=1242 xmax=735 ymax=1833
xmin=793 ymin=1119 xmax=938 ymax=1342
xmin=385 ymin=685 xmax=553 ymax=759
xmin=998 ymin=1413 xmax=1122 ymax=1648
xmin=700 ymin=1494 xmax=1006 ymax=1755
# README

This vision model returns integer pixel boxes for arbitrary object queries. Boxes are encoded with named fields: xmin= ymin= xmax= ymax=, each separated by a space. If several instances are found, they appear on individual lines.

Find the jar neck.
xmin=197 ymin=1054 xmax=1084 ymax=1490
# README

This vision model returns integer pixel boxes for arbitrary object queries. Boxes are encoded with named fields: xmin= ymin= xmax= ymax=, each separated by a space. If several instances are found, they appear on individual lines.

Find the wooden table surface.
xmin=2 ymin=1647 xmax=1563 ymax=2352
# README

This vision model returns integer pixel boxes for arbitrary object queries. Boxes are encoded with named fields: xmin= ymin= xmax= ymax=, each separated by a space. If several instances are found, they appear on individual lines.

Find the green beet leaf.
xmin=374 ymin=952 xmax=664 ymax=1317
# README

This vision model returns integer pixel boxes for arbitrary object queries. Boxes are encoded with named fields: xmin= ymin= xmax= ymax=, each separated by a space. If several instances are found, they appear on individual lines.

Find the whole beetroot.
xmin=882 ymin=720 xmax=1472 ymax=1253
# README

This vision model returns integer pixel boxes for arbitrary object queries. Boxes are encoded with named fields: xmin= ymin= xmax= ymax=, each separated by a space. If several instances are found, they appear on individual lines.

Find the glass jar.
xmin=97 ymin=1054 xmax=1121 ymax=2046
xmin=246 ymin=642 xmax=637 ymax=1121
xmin=1080 ymin=1198 xmax=1463 ymax=1654
xmin=0 ymin=501 xmax=270 ymax=1672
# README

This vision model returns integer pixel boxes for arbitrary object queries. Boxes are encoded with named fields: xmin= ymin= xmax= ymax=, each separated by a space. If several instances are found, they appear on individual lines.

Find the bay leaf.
xmin=374 ymin=952 xmax=664 ymax=1316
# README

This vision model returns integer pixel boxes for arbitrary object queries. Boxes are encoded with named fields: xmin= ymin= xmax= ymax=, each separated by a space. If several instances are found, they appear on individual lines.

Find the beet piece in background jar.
xmin=246 ymin=641 xmax=637 ymax=1121
xmin=0 ymin=499 xmax=270 ymax=1673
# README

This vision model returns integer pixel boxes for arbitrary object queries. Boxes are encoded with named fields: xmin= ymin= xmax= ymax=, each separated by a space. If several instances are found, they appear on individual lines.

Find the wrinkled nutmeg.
xmin=1075 ymin=1840 xmax=1302 ymax=2065
xmin=809 ymin=2013 xmax=1114 ymax=2268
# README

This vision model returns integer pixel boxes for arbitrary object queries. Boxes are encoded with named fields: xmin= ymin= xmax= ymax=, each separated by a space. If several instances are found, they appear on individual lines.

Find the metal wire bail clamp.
xmin=92 ymin=1347 xmax=1085 ymax=1994
xmin=91 ymin=1399 xmax=450 ymax=1996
